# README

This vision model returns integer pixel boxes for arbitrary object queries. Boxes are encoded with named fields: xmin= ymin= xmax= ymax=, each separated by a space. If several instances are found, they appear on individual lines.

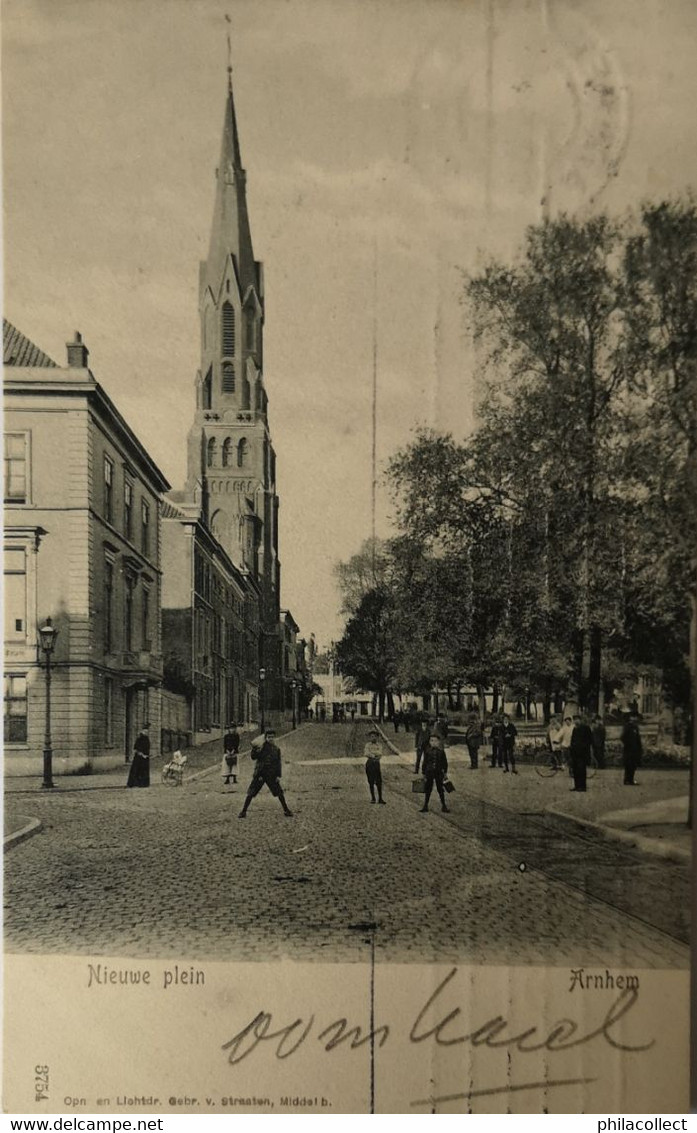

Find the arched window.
xmin=241 ymin=376 xmax=251 ymax=411
xmin=245 ymin=308 xmax=256 ymax=351
xmin=222 ymin=362 xmax=235 ymax=393
xmin=207 ymin=437 xmax=217 ymax=467
xmin=222 ymin=302 xmax=235 ymax=356
xmin=222 ymin=438 xmax=232 ymax=467
xmin=237 ymin=438 xmax=248 ymax=468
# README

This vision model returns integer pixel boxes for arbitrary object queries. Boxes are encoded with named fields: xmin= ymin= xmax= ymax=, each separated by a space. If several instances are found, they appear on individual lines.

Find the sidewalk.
xmin=379 ymin=725 xmax=693 ymax=863
xmin=3 ymin=724 xmax=309 ymax=849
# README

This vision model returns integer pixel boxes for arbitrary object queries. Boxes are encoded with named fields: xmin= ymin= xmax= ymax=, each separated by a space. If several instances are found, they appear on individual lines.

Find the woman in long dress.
xmin=126 ymin=724 xmax=151 ymax=788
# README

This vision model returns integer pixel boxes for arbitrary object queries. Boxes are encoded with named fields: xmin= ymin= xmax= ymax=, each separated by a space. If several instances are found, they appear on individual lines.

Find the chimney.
xmin=66 ymin=331 xmax=89 ymax=368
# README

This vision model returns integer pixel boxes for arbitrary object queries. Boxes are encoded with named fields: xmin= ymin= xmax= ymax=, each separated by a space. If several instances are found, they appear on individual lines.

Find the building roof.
xmin=3 ymin=319 xmax=57 ymax=368
xmin=4 ymin=323 xmax=171 ymax=495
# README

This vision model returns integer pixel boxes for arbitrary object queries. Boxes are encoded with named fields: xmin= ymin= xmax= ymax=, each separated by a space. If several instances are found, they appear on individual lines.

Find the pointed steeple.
xmin=203 ymin=75 xmax=257 ymax=300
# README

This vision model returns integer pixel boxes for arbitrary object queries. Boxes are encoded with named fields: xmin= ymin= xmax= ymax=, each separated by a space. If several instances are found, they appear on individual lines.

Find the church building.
xmin=162 ymin=66 xmax=283 ymax=730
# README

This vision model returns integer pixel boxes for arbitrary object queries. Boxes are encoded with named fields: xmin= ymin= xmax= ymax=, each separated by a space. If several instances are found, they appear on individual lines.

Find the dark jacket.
xmin=224 ymin=729 xmax=240 ymax=754
xmin=570 ymin=722 xmax=593 ymax=762
xmin=134 ymin=733 xmax=150 ymax=757
xmin=621 ymin=721 xmax=643 ymax=763
xmin=417 ymin=724 xmax=432 ymax=753
xmin=502 ymin=722 xmax=517 ymax=751
xmin=252 ymin=740 xmax=282 ymax=781
xmin=465 ymin=721 xmax=483 ymax=747
xmin=422 ymin=743 xmax=448 ymax=777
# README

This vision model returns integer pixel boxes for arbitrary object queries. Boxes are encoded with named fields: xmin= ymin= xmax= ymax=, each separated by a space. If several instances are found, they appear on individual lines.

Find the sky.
xmin=4 ymin=0 xmax=697 ymax=647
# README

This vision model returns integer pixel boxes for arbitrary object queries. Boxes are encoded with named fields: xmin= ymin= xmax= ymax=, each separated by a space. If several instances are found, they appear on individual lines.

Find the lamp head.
xmin=39 ymin=617 xmax=58 ymax=654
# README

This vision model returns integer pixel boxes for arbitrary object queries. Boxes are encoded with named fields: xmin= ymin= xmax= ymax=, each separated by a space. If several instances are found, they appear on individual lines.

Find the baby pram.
xmin=162 ymin=750 xmax=188 ymax=786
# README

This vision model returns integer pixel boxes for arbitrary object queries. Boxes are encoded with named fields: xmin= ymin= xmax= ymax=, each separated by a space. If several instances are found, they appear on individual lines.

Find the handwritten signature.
xmin=221 ymin=966 xmax=653 ymax=1108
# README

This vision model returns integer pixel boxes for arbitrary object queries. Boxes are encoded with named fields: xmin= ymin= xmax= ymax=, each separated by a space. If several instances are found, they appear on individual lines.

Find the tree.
xmin=335 ymin=589 xmax=397 ymax=721
xmin=466 ymin=215 xmax=629 ymax=712
xmin=334 ymin=537 xmax=393 ymax=618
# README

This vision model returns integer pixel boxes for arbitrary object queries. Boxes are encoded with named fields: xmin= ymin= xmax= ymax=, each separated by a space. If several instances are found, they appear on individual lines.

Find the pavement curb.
xmin=546 ymin=806 xmax=691 ymax=863
xmin=375 ymin=725 xmax=417 ymax=770
xmin=4 ymin=817 xmax=43 ymax=851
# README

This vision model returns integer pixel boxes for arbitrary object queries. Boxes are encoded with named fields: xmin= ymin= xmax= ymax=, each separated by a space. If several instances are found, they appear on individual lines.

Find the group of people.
xmin=126 ymin=705 xmax=646 ymax=808
xmin=547 ymin=709 xmax=643 ymax=790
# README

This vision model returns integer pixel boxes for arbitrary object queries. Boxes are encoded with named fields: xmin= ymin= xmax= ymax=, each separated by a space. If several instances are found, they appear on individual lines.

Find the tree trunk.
xmin=543 ymin=678 xmax=552 ymax=725
xmin=476 ymin=683 xmax=487 ymax=722
xmin=386 ymin=690 xmax=395 ymax=719
xmin=688 ymin=589 xmax=696 ymax=830
xmin=588 ymin=624 xmax=602 ymax=715
xmin=492 ymin=682 xmax=499 ymax=715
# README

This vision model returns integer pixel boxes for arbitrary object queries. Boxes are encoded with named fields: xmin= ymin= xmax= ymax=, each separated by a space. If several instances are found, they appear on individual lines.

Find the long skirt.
xmin=127 ymin=752 xmax=150 ymax=788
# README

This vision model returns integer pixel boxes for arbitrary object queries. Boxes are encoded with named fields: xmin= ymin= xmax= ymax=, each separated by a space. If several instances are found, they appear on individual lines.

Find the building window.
xmin=207 ymin=437 xmax=217 ymax=468
xmin=141 ymin=500 xmax=150 ymax=555
xmin=237 ymin=438 xmax=248 ymax=468
xmin=142 ymin=588 xmax=150 ymax=649
xmin=124 ymin=579 xmax=134 ymax=651
xmin=4 ymin=674 xmax=27 ymax=743
xmin=104 ymin=558 xmax=114 ymax=652
xmin=222 ymin=302 xmax=236 ymax=355
xmin=222 ymin=362 xmax=235 ymax=393
xmin=104 ymin=677 xmax=114 ymax=746
xmin=124 ymin=480 xmax=133 ymax=540
xmin=4 ymin=433 xmax=28 ymax=503
xmin=222 ymin=438 xmax=232 ymax=467
xmin=104 ymin=456 xmax=114 ymax=523
xmin=245 ymin=309 xmax=255 ymax=351
xmin=4 ymin=548 xmax=27 ymax=642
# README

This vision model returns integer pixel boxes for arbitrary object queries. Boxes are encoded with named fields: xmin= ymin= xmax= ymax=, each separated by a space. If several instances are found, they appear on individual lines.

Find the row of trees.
xmin=335 ymin=201 xmax=696 ymax=733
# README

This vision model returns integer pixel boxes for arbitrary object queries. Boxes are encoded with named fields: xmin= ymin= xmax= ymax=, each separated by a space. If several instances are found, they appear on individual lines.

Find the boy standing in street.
xmin=239 ymin=729 xmax=293 ymax=818
xmin=364 ymin=727 xmax=386 ymax=804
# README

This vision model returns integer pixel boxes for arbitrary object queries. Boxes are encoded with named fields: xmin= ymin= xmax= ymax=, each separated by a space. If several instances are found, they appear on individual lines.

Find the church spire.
xmin=202 ymin=63 xmax=257 ymax=300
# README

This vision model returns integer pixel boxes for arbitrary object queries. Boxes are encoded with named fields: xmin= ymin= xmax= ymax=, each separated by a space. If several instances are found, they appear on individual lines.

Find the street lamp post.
xmin=39 ymin=617 xmax=58 ymax=789
xmin=259 ymin=667 xmax=266 ymax=732
xmin=291 ymin=679 xmax=297 ymax=730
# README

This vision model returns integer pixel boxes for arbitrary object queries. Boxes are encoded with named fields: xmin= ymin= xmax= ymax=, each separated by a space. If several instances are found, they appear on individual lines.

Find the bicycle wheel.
xmin=535 ymin=750 xmax=559 ymax=778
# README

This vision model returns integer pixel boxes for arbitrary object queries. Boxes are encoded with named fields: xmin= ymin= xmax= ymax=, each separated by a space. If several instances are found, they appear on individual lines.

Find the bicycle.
xmin=534 ymin=747 xmax=598 ymax=779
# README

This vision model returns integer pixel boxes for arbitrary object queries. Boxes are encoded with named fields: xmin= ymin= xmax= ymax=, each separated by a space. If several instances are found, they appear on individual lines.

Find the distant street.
xmin=4 ymin=724 xmax=690 ymax=967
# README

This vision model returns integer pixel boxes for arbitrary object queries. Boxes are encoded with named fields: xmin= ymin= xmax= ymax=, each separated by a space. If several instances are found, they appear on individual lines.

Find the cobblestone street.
xmin=4 ymin=724 xmax=690 ymax=967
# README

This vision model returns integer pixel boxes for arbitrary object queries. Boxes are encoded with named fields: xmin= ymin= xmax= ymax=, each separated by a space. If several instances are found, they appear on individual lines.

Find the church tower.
xmin=186 ymin=68 xmax=281 ymax=679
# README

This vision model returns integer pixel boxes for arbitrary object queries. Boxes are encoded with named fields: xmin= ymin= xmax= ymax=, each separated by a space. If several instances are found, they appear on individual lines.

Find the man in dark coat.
xmin=591 ymin=715 xmax=607 ymax=769
xmin=465 ymin=715 xmax=483 ymax=769
xmin=569 ymin=713 xmax=593 ymax=792
xmin=489 ymin=717 xmax=504 ymax=768
xmin=414 ymin=718 xmax=432 ymax=774
xmin=239 ymin=729 xmax=293 ymax=817
xmin=621 ymin=713 xmax=643 ymax=785
xmin=501 ymin=715 xmax=518 ymax=774
xmin=420 ymin=737 xmax=449 ymax=814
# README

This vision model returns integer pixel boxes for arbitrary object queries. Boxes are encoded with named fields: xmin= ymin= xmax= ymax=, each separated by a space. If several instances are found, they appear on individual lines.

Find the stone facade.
xmin=3 ymin=322 xmax=170 ymax=774
xmin=161 ymin=494 xmax=259 ymax=742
